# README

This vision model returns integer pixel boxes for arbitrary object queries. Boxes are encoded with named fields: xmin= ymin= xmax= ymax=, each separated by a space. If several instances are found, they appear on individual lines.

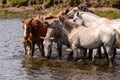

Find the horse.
xmin=41 ymin=20 xmax=71 ymax=60
xmin=71 ymin=11 xmax=120 ymax=61
xmin=59 ymin=15 xmax=119 ymax=66
xmin=21 ymin=17 xmax=47 ymax=57
xmin=66 ymin=6 xmax=99 ymax=59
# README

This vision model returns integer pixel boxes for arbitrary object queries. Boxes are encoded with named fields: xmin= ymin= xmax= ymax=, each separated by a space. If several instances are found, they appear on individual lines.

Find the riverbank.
xmin=0 ymin=5 xmax=120 ymax=19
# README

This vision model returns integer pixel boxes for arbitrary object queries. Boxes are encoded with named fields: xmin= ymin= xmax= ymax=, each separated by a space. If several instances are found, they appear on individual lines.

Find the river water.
xmin=0 ymin=19 xmax=120 ymax=80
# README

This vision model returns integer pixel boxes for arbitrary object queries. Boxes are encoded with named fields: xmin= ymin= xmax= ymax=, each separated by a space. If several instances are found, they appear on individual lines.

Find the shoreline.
xmin=0 ymin=6 xmax=120 ymax=19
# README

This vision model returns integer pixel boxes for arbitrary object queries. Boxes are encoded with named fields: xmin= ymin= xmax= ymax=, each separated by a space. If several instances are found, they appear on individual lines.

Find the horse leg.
xmin=23 ymin=42 xmax=27 ymax=56
xmin=112 ymin=48 xmax=116 ymax=63
xmin=103 ymin=46 xmax=109 ymax=62
xmin=66 ymin=51 xmax=73 ymax=61
xmin=84 ymin=48 xmax=87 ymax=59
xmin=106 ymin=46 xmax=114 ymax=67
xmin=97 ymin=47 xmax=102 ymax=59
xmin=88 ymin=49 xmax=93 ymax=59
xmin=22 ymin=38 xmax=27 ymax=56
xmin=57 ymin=43 xmax=62 ymax=60
xmin=92 ymin=49 xmax=98 ymax=65
xmin=72 ymin=44 xmax=78 ymax=62
xmin=37 ymin=42 xmax=44 ymax=58
xmin=80 ymin=48 xmax=87 ymax=64
xmin=30 ymin=42 xmax=35 ymax=57
xmin=40 ymin=44 xmax=45 ymax=57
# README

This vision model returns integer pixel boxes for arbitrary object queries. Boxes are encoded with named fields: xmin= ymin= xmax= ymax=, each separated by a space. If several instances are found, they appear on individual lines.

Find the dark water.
xmin=0 ymin=19 xmax=120 ymax=80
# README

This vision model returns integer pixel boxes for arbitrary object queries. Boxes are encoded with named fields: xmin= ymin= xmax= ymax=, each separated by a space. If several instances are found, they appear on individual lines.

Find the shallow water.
xmin=0 ymin=19 xmax=120 ymax=80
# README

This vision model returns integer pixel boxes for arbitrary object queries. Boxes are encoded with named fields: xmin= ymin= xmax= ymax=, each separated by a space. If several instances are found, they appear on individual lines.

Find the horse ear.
xmin=27 ymin=19 xmax=33 ymax=24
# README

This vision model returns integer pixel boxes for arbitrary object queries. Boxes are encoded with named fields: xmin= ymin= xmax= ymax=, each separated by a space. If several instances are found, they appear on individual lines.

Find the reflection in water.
xmin=21 ymin=57 xmax=120 ymax=80
xmin=0 ymin=19 xmax=120 ymax=80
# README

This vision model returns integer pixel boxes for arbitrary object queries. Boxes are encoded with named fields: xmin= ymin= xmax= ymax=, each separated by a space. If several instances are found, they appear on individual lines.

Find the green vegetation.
xmin=0 ymin=10 xmax=7 ymax=17
xmin=11 ymin=0 xmax=27 ymax=6
xmin=11 ymin=0 xmax=27 ymax=4
xmin=110 ymin=0 xmax=120 ymax=2
xmin=52 ymin=11 xmax=59 ymax=16
xmin=97 ymin=13 xmax=120 ymax=19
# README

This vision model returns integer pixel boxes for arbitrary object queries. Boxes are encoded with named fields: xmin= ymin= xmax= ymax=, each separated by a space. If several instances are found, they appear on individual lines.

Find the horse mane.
xmin=79 ymin=11 xmax=101 ymax=22
xmin=78 ymin=5 xmax=94 ymax=13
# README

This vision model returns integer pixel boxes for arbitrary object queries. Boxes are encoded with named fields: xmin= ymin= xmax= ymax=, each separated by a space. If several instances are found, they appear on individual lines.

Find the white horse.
xmin=59 ymin=15 xmax=119 ymax=66
xmin=68 ymin=11 xmax=120 ymax=64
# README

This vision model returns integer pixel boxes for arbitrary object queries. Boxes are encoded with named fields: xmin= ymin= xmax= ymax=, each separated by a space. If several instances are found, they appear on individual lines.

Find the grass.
xmin=97 ymin=13 xmax=120 ymax=19
xmin=110 ymin=0 xmax=120 ymax=2
xmin=11 ymin=0 xmax=27 ymax=5
xmin=52 ymin=11 xmax=59 ymax=16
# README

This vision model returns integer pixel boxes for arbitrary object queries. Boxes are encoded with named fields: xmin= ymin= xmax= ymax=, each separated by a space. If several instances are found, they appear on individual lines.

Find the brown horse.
xmin=21 ymin=17 xmax=47 ymax=57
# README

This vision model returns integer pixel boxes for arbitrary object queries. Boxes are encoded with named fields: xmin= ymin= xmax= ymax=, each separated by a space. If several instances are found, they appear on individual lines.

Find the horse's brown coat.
xmin=22 ymin=17 xmax=47 ymax=57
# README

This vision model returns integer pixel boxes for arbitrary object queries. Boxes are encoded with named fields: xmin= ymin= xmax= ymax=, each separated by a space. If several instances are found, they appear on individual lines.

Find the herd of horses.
xmin=21 ymin=5 xmax=120 ymax=67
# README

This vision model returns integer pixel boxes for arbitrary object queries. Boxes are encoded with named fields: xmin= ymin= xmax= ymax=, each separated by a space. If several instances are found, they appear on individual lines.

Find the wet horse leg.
xmin=88 ymin=47 xmax=102 ymax=59
xmin=106 ymin=46 xmax=114 ymax=67
xmin=92 ymin=49 xmax=98 ymax=65
xmin=57 ymin=43 xmax=62 ymax=60
xmin=40 ymin=43 xmax=45 ymax=57
xmin=97 ymin=47 xmax=102 ymax=59
xmin=30 ymin=42 xmax=35 ymax=57
xmin=72 ymin=44 xmax=78 ymax=61
xmin=67 ymin=48 xmax=87 ymax=61
xmin=80 ymin=48 xmax=87 ymax=64
xmin=102 ymin=46 xmax=109 ymax=62
xmin=112 ymin=48 xmax=116 ymax=63
xmin=23 ymin=43 xmax=27 ymax=55
xmin=88 ymin=49 xmax=93 ymax=59
xmin=22 ymin=38 xmax=27 ymax=56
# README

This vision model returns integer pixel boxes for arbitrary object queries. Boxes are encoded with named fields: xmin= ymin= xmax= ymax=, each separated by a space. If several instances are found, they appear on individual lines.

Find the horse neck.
xmin=82 ymin=12 xmax=101 ymax=22
xmin=32 ymin=22 xmax=47 ymax=36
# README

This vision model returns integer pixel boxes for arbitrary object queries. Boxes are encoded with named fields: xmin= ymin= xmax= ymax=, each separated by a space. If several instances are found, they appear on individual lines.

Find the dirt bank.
xmin=0 ymin=5 xmax=120 ymax=19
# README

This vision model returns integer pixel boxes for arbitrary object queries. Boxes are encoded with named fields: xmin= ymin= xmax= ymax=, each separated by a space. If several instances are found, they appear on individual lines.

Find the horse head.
xmin=73 ymin=15 xmax=84 ymax=26
xmin=40 ymin=26 xmax=54 ymax=58
xmin=42 ymin=36 xmax=54 ymax=58
xmin=67 ymin=7 xmax=79 ymax=19
xmin=21 ymin=19 xmax=33 ymax=40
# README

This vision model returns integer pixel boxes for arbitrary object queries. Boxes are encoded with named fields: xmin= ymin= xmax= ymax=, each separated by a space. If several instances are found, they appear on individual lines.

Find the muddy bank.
xmin=0 ymin=5 xmax=120 ymax=19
